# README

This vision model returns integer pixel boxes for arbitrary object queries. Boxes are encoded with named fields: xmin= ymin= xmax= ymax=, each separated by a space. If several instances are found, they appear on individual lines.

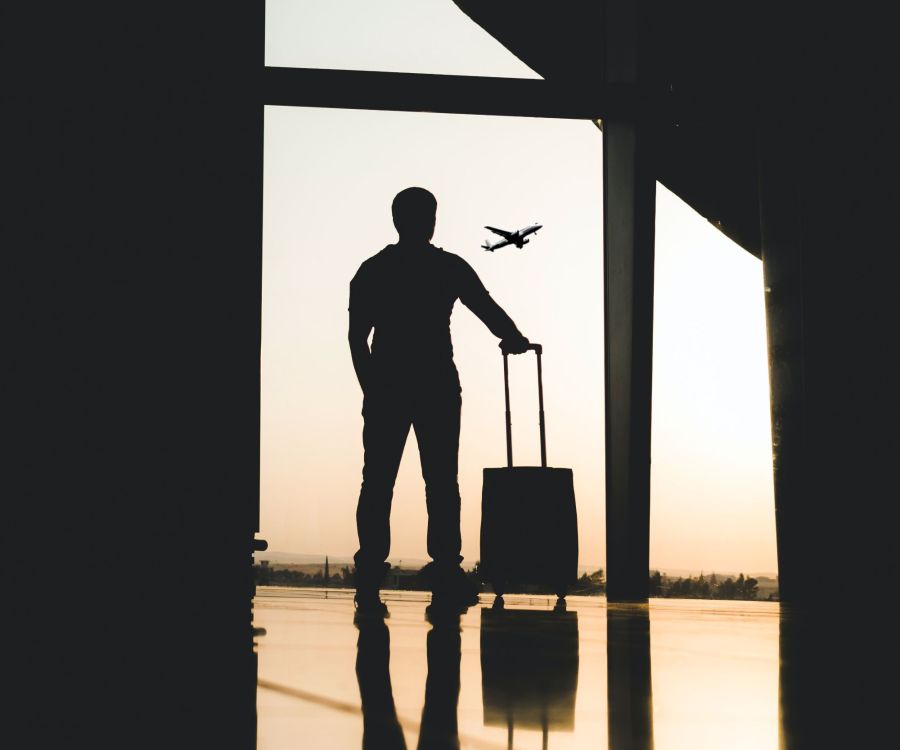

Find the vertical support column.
xmin=758 ymin=122 xmax=806 ymax=606
xmin=603 ymin=0 xmax=656 ymax=602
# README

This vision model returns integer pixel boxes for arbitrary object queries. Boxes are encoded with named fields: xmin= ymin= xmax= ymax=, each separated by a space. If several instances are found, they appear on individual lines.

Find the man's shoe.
xmin=353 ymin=590 xmax=388 ymax=620
xmin=430 ymin=565 xmax=481 ymax=608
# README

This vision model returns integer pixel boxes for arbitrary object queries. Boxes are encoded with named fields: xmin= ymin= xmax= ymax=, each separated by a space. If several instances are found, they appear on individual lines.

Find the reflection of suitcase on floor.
xmin=479 ymin=344 xmax=578 ymax=597
xmin=480 ymin=603 xmax=579 ymax=743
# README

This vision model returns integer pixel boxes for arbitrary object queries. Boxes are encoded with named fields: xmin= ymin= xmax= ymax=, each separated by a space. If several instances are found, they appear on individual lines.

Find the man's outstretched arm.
xmin=457 ymin=261 xmax=529 ymax=353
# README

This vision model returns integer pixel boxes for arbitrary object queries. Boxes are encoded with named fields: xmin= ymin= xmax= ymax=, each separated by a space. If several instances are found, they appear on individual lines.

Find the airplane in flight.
xmin=481 ymin=223 xmax=543 ymax=252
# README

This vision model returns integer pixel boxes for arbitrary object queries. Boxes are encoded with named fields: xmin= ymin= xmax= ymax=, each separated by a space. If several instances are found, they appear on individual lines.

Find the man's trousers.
xmin=354 ymin=384 xmax=463 ymax=586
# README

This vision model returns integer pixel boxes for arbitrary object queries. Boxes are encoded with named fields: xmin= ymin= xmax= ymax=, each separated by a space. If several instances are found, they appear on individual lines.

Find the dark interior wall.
xmin=756 ymin=4 xmax=896 ymax=611
xmin=701 ymin=6 xmax=897 ymax=741
xmin=11 ymin=4 xmax=263 ymax=745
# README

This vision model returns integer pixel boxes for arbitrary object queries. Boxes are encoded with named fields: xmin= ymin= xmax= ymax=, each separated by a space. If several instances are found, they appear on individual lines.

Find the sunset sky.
xmin=260 ymin=0 xmax=777 ymax=575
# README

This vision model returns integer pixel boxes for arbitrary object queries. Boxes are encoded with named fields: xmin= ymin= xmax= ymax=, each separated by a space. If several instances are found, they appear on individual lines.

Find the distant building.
xmin=385 ymin=567 xmax=419 ymax=590
xmin=756 ymin=576 xmax=779 ymax=600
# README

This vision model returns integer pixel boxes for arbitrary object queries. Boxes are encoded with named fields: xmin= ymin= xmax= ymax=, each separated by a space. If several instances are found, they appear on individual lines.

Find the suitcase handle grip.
xmin=502 ymin=344 xmax=547 ymax=468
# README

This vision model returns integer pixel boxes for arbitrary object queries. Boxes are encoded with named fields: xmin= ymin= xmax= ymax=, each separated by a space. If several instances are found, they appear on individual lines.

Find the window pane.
xmin=650 ymin=185 xmax=777 ymax=579
xmin=265 ymin=0 xmax=541 ymax=78
xmin=261 ymin=106 xmax=600 ymax=573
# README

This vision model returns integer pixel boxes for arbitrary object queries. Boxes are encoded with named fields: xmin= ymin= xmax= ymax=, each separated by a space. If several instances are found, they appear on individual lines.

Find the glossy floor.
xmin=255 ymin=589 xmax=781 ymax=749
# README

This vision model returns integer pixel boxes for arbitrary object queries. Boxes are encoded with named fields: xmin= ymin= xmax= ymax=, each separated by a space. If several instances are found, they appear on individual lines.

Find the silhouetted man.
xmin=349 ymin=187 xmax=529 ymax=614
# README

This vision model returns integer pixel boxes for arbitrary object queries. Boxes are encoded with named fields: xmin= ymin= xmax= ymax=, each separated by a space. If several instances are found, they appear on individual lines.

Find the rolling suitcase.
xmin=479 ymin=344 xmax=578 ymax=598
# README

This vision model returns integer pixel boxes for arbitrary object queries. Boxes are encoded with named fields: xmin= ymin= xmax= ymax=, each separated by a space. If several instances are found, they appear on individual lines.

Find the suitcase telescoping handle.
xmin=502 ymin=343 xmax=546 ymax=469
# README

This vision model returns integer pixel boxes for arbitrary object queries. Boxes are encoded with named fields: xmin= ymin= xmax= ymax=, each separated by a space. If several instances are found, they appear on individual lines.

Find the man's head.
xmin=392 ymin=187 xmax=437 ymax=242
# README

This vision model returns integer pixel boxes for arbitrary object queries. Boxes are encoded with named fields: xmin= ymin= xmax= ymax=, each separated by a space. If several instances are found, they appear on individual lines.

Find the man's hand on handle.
xmin=499 ymin=334 xmax=530 ymax=355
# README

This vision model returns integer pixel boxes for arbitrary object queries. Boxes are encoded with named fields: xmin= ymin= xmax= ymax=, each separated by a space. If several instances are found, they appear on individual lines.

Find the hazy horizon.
xmin=256 ymin=548 xmax=779 ymax=579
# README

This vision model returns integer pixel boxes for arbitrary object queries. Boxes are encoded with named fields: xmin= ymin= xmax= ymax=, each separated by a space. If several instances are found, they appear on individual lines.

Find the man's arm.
xmin=457 ymin=259 xmax=529 ymax=353
xmin=348 ymin=274 xmax=374 ymax=393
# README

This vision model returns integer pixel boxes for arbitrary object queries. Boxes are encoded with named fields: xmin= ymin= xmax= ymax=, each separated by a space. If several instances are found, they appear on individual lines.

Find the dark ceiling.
xmin=453 ymin=1 xmax=764 ymax=256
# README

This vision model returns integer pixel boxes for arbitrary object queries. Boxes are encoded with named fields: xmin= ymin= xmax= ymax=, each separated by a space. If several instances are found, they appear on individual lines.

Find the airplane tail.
xmin=482 ymin=241 xmax=494 ymax=251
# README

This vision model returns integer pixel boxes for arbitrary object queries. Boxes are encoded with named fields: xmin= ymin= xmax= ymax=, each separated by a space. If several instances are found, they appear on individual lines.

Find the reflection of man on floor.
xmin=355 ymin=609 xmax=462 ymax=750
xmin=355 ymin=618 xmax=406 ymax=750
xmin=349 ymin=187 xmax=529 ymax=614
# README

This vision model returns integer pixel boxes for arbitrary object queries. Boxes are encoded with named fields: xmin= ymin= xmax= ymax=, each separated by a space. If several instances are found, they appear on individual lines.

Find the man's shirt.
xmin=349 ymin=242 xmax=522 ymax=389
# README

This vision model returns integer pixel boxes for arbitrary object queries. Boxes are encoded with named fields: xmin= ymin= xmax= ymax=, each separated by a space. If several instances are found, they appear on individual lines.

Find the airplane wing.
xmin=485 ymin=226 xmax=513 ymax=239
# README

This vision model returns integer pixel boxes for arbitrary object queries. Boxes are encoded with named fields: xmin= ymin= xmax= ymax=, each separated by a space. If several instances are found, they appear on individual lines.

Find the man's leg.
xmin=417 ymin=610 xmax=461 ymax=750
xmin=414 ymin=388 xmax=477 ymax=606
xmin=355 ymin=619 xmax=407 ymax=750
xmin=354 ymin=395 xmax=411 ymax=605
xmin=414 ymin=389 xmax=463 ymax=568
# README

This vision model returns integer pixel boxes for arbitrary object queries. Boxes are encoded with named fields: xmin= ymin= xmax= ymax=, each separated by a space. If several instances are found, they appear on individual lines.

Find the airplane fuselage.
xmin=482 ymin=223 xmax=543 ymax=251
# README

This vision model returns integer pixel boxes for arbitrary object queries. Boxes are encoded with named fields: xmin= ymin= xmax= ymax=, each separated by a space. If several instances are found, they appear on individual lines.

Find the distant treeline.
xmin=253 ymin=562 xmax=356 ymax=588
xmin=650 ymin=571 xmax=772 ymax=600
xmin=253 ymin=562 xmax=775 ymax=601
